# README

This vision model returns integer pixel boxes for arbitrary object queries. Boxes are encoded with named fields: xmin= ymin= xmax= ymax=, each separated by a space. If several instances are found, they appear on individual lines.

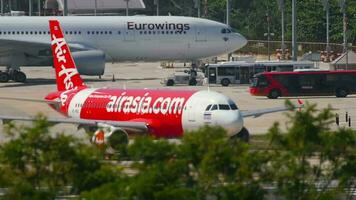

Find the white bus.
xmin=205 ymin=61 xmax=316 ymax=86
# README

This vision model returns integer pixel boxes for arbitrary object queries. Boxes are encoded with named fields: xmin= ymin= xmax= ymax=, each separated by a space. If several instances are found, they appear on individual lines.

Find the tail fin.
xmin=49 ymin=20 xmax=86 ymax=91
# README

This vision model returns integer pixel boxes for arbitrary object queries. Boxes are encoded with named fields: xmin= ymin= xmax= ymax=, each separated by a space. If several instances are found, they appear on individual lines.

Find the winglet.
xmin=49 ymin=20 xmax=86 ymax=91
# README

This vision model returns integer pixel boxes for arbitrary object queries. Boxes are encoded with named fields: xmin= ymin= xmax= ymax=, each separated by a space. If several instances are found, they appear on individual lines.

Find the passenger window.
xmin=211 ymin=105 xmax=218 ymax=111
xmin=205 ymin=105 xmax=212 ymax=111
xmin=218 ymin=67 xmax=235 ymax=76
xmin=219 ymin=104 xmax=230 ymax=110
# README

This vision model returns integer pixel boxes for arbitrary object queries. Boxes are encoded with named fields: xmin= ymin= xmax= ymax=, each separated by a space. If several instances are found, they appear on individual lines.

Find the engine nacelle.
xmin=72 ymin=50 xmax=105 ymax=76
xmin=91 ymin=124 xmax=129 ymax=153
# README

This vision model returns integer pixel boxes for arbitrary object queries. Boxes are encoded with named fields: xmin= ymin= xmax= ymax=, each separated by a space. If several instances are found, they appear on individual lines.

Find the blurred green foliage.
xmin=0 ymin=102 xmax=355 ymax=199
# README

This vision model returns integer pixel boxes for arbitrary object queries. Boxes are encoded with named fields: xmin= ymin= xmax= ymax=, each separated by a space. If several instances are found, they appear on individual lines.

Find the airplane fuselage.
xmin=0 ymin=16 xmax=247 ymax=66
xmin=46 ymin=88 xmax=244 ymax=138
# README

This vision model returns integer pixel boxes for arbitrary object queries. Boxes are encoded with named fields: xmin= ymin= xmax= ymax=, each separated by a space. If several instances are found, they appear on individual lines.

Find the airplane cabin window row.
xmin=0 ymin=30 xmax=188 ymax=36
xmin=0 ymin=31 xmax=51 ymax=35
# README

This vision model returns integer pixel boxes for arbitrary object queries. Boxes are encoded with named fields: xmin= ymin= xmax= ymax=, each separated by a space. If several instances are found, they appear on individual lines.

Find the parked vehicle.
xmin=250 ymin=70 xmax=356 ymax=98
xmin=205 ymin=61 xmax=316 ymax=86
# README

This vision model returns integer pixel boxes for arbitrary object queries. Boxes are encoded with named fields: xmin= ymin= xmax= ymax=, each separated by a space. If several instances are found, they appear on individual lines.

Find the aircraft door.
xmin=123 ymin=24 xmax=136 ymax=41
xmin=188 ymin=100 xmax=198 ymax=123
xmin=208 ymin=67 xmax=217 ymax=84
xmin=239 ymin=67 xmax=250 ymax=84
xmin=195 ymin=26 xmax=207 ymax=42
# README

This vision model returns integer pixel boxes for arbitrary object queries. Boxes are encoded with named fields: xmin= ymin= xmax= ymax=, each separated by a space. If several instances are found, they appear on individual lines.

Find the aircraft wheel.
xmin=336 ymin=88 xmax=348 ymax=98
xmin=221 ymin=78 xmax=230 ymax=86
xmin=189 ymin=78 xmax=197 ymax=86
xmin=231 ymin=127 xmax=250 ymax=143
xmin=166 ymin=79 xmax=174 ymax=86
xmin=268 ymin=89 xmax=281 ymax=99
xmin=0 ymin=72 xmax=10 ymax=83
xmin=13 ymin=71 xmax=27 ymax=83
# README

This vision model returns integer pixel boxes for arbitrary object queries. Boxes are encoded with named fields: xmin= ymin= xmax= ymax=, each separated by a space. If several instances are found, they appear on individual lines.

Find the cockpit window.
xmin=211 ymin=104 xmax=218 ymax=111
xmin=219 ymin=104 xmax=230 ymax=110
xmin=230 ymin=103 xmax=238 ymax=110
xmin=205 ymin=104 xmax=212 ymax=111
xmin=221 ymin=28 xmax=232 ymax=34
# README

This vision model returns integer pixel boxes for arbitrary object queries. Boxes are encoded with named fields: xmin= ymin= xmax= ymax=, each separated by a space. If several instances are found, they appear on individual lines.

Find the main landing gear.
xmin=0 ymin=69 xmax=27 ymax=83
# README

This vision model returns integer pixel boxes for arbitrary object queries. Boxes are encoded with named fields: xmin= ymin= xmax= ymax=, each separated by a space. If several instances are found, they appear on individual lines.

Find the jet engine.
xmin=72 ymin=50 xmax=106 ymax=76
xmin=91 ymin=124 xmax=129 ymax=152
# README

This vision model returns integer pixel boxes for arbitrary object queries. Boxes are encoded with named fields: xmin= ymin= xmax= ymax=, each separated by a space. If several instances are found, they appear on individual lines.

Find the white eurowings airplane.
xmin=0 ymin=16 xmax=247 ymax=83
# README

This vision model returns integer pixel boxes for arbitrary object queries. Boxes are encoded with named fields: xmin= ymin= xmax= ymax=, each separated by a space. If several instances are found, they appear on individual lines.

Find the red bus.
xmin=250 ymin=70 xmax=356 ymax=99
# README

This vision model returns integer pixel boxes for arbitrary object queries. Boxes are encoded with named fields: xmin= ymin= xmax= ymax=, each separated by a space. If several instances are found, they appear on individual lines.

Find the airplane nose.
xmin=234 ymin=33 xmax=248 ymax=49
xmin=223 ymin=111 xmax=244 ymax=137
xmin=226 ymin=33 xmax=248 ymax=53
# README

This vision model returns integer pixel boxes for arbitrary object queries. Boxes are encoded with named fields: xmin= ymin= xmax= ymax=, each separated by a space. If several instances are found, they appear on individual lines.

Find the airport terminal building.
xmin=1 ymin=0 xmax=146 ymax=16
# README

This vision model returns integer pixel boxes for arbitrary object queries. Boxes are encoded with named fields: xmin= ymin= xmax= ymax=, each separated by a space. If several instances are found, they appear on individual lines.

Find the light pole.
xmin=194 ymin=0 xmax=200 ymax=18
xmin=154 ymin=0 xmax=159 ymax=16
xmin=38 ymin=0 xmax=41 ymax=16
xmin=292 ymin=0 xmax=297 ymax=61
xmin=124 ymin=0 xmax=129 ymax=16
xmin=1 ymin=0 xmax=3 ymax=15
xmin=339 ymin=0 xmax=348 ymax=69
xmin=29 ymin=0 xmax=32 ymax=16
xmin=94 ymin=0 xmax=97 ymax=16
xmin=265 ymin=11 xmax=274 ymax=61
xmin=9 ymin=0 xmax=11 ymax=12
xmin=226 ymin=0 xmax=231 ymax=26
xmin=277 ymin=0 xmax=285 ymax=59
xmin=63 ymin=0 xmax=68 ymax=16
xmin=322 ymin=0 xmax=330 ymax=59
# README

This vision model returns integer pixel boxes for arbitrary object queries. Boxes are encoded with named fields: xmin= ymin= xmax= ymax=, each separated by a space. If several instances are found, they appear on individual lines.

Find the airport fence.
xmin=239 ymin=40 xmax=356 ymax=58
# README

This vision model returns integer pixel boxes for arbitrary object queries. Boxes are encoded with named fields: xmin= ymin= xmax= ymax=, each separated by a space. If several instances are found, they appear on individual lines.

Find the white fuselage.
xmin=0 ymin=16 xmax=247 ymax=66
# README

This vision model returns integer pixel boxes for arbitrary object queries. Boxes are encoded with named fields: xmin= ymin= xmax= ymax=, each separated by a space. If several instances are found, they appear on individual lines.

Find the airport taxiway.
xmin=0 ymin=62 xmax=355 ymax=138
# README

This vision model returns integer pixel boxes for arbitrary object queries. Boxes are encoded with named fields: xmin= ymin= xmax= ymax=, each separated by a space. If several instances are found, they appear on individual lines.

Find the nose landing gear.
xmin=231 ymin=127 xmax=250 ymax=143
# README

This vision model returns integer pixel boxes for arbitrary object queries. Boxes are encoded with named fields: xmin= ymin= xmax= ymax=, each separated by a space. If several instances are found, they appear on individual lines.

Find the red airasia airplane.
xmin=0 ymin=20 xmax=298 ymax=150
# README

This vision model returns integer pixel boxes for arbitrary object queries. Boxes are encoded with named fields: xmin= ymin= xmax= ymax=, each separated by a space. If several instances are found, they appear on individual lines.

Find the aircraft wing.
xmin=0 ymin=115 xmax=149 ymax=134
xmin=0 ymin=39 xmax=93 ymax=57
xmin=241 ymin=100 xmax=304 ymax=118
xmin=241 ymin=106 xmax=294 ymax=118
xmin=0 ymin=96 xmax=61 ymax=104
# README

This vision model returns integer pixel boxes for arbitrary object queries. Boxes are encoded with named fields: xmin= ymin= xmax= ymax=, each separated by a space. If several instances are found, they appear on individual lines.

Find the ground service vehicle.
xmin=206 ymin=61 xmax=315 ymax=86
xmin=250 ymin=70 xmax=356 ymax=99
xmin=161 ymin=70 xmax=205 ymax=86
